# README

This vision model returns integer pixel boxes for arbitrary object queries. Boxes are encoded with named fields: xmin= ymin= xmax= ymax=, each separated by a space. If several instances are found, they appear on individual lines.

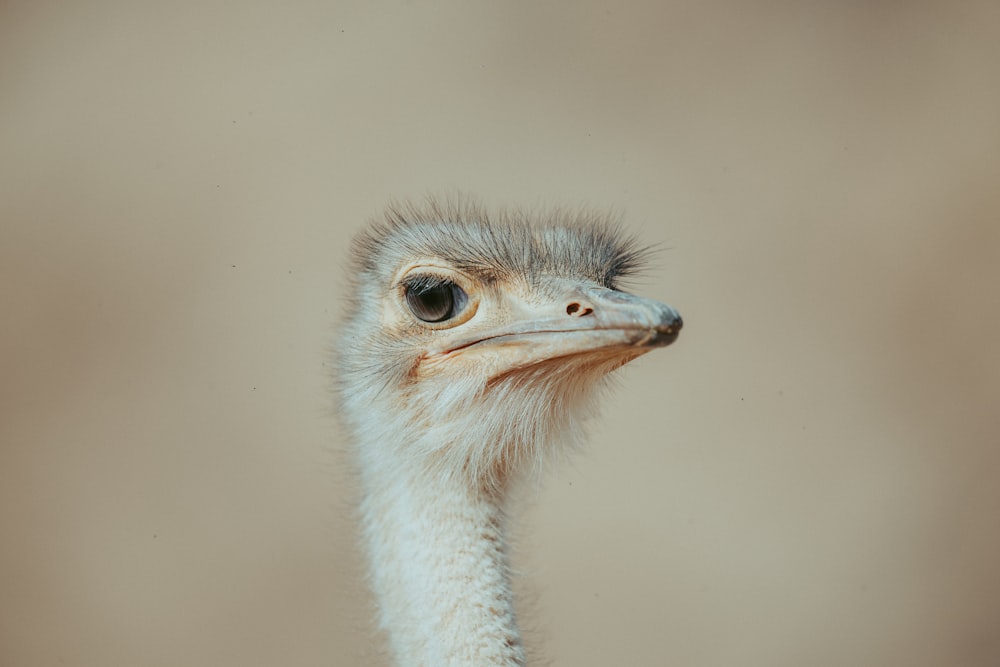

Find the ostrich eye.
xmin=404 ymin=277 xmax=468 ymax=323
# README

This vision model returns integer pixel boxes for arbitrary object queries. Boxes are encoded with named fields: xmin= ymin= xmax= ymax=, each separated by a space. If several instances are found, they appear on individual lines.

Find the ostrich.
xmin=336 ymin=199 xmax=682 ymax=666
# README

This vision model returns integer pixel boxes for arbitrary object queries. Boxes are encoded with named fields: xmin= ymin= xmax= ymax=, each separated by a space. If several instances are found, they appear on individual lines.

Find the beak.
xmin=427 ymin=284 xmax=682 ymax=374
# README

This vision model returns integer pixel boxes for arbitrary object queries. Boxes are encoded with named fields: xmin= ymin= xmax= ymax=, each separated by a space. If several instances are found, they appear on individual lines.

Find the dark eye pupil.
xmin=405 ymin=281 xmax=465 ymax=322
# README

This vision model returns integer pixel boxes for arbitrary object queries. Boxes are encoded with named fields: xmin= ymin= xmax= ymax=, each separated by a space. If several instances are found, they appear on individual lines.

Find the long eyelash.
xmin=402 ymin=274 xmax=452 ymax=293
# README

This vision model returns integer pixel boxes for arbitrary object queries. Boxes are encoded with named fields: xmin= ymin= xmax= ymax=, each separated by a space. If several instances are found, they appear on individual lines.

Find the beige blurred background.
xmin=2 ymin=1 xmax=998 ymax=665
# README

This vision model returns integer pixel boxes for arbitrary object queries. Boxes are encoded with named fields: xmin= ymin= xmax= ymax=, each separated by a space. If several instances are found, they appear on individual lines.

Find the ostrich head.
xmin=336 ymin=199 xmax=682 ymax=665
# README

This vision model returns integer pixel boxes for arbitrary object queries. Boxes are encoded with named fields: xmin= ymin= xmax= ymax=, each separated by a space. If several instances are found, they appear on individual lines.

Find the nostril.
xmin=566 ymin=302 xmax=594 ymax=317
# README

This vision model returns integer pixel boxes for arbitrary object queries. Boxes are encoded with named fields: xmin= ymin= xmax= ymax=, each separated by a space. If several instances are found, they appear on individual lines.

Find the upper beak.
xmin=572 ymin=286 xmax=683 ymax=348
xmin=428 ymin=284 xmax=682 ymax=373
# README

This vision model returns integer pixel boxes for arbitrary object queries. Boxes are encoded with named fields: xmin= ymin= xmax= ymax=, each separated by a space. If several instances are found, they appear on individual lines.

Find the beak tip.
xmin=651 ymin=310 xmax=682 ymax=346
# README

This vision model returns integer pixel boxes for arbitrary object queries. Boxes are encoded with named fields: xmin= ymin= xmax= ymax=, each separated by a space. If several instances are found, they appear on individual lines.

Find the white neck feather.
xmin=359 ymin=448 xmax=524 ymax=667
xmin=344 ymin=356 xmax=617 ymax=665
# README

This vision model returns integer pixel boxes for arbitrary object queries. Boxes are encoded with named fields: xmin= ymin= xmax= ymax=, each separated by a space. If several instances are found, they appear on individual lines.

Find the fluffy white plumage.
xmin=337 ymin=199 xmax=681 ymax=666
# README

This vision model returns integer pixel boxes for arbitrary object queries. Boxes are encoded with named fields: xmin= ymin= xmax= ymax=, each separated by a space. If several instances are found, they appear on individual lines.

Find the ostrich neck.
xmin=360 ymin=455 xmax=525 ymax=667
